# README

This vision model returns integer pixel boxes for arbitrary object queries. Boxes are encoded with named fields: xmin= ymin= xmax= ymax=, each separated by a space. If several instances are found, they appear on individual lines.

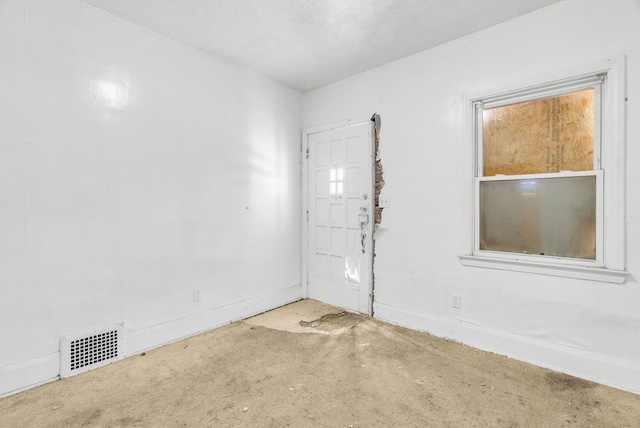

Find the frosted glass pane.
xmin=482 ymin=89 xmax=594 ymax=176
xmin=480 ymin=176 xmax=596 ymax=259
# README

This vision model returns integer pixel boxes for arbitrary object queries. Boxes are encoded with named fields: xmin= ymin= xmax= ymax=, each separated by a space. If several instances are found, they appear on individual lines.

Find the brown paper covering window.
xmin=482 ymin=89 xmax=594 ymax=176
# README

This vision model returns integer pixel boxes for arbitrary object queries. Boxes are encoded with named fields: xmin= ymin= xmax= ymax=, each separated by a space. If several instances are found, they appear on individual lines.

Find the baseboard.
xmin=373 ymin=301 xmax=640 ymax=395
xmin=0 ymin=353 xmax=60 ymax=398
xmin=125 ymin=285 xmax=303 ymax=355
xmin=0 ymin=285 xmax=302 ymax=398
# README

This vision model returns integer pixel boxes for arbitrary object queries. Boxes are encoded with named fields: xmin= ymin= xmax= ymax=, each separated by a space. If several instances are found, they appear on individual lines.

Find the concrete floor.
xmin=1 ymin=299 xmax=639 ymax=427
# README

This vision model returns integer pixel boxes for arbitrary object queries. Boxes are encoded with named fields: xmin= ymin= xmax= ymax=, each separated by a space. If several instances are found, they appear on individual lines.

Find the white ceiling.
xmin=80 ymin=0 xmax=562 ymax=92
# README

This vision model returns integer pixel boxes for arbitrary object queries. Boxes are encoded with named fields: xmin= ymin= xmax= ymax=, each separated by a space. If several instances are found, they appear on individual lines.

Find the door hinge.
xmin=305 ymin=147 xmax=309 ymax=159
xmin=306 ymin=210 xmax=309 ymax=221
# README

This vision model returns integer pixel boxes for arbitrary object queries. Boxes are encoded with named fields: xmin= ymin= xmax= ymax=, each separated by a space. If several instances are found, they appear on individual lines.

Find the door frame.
xmin=301 ymin=116 xmax=376 ymax=315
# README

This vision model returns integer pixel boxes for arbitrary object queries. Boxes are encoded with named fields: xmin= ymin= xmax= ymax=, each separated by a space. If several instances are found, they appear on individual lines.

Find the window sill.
xmin=458 ymin=255 xmax=628 ymax=284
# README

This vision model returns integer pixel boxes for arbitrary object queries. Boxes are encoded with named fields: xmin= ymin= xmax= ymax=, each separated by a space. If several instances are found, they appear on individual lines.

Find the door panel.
xmin=307 ymin=122 xmax=374 ymax=314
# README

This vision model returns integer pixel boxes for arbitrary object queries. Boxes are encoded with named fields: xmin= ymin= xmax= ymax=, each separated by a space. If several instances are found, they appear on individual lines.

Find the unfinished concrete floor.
xmin=1 ymin=299 xmax=639 ymax=427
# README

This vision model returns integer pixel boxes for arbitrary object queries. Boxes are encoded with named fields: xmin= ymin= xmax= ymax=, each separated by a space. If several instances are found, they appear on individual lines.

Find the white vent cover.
xmin=60 ymin=322 xmax=124 ymax=378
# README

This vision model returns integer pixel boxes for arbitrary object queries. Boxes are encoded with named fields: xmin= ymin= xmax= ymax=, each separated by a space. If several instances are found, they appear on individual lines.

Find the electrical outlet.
xmin=378 ymin=196 xmax=391 ymax=208
xmin=451 ymin=294 xmax=461 ymax=308
xmin=193 ymin=289 xmax=202 ymax=302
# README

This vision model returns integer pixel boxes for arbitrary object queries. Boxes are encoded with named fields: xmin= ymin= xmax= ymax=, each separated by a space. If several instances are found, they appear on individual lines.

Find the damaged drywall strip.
xmin=370 ymin=113 xmax=384 ymax=317
xmin=372 ymin=113 xmax=384 ymax=225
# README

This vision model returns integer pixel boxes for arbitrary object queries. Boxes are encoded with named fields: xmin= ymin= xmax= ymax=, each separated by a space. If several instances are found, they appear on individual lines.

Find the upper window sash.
xmin=475 ymin=80 xmax=603 ymax=178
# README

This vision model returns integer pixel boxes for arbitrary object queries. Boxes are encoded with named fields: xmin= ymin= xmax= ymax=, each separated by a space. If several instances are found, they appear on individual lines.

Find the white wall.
xmin=303 ymin=0 xmax=640 ymax=394
xmin=0 ymin=0 xmax=302 ymax=396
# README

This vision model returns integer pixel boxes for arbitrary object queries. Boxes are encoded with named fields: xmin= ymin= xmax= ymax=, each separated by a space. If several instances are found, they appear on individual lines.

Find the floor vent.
xmin=60 ymin=323 xmax=124 ymax=378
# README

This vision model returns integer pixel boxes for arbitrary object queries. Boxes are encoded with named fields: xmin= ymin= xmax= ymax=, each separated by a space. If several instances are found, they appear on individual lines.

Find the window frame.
xmin=476 ymin=80 xmax=603 ymax=266
xmin=459 ymin=57 xmax=628 ymax=284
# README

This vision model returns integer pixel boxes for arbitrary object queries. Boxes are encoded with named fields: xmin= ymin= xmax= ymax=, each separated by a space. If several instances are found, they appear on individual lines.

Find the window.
xmin=479 ymin=86 xmax=602 ymax=261
xmin=460 ymin=58 xmax=627 ymax=283
xmin=329 ymin=167 xmax=344 ymax=196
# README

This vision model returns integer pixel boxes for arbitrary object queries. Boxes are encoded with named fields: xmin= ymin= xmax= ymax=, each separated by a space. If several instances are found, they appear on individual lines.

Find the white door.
xmin=306 ymin=122 xmax=374 ymax=314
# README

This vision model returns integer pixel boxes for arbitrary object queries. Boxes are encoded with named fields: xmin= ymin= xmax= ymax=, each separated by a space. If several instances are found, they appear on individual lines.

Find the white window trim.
xmin=459 ymin=56 xmax=628 ymax=284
